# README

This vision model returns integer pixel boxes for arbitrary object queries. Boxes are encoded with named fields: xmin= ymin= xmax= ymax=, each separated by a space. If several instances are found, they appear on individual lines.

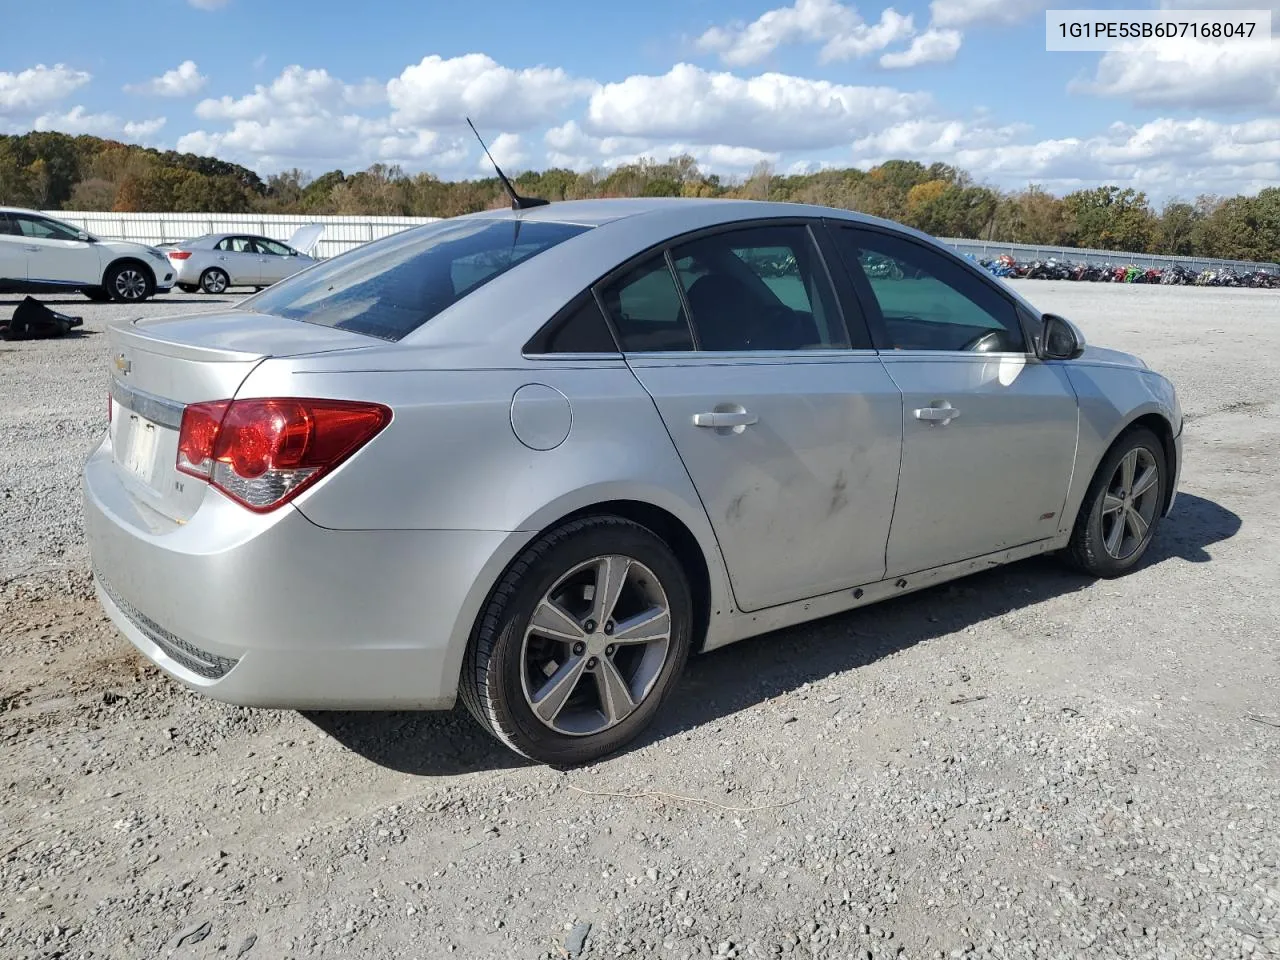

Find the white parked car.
xmin=0 ymin=207 xmax=175 ymax=302
xmin=165 ymin=226 xmax=324 ymax=294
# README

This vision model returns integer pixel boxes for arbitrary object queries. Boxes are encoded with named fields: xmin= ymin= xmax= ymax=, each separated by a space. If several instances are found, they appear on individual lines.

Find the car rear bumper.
xmin=83 ymin=436 xmax=523 ymax=710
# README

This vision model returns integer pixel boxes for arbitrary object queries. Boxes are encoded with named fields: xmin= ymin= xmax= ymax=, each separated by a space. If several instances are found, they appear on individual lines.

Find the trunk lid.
xmin=106 ymin=310 xmax=376 ymax=522
xmin=286 ymin=223 xmax=325 ymax=256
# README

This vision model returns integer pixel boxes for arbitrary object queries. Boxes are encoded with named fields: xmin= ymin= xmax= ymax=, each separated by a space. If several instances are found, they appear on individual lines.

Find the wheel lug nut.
xmin=586 ymin=656 xmax=598 ymax=669
xmin=584 ymin=620 xmax=596 ymax=633
xmin=572 ymin=642 xmax=585 ymax=656
xmin=604 ymin=621 xmax=614 ymax=635
xmin=605 ymin=645 xmax=615 ymax=656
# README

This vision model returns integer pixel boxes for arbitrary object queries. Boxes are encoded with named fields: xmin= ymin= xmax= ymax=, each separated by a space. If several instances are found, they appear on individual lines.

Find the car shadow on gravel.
xmin=303 ymin=493 xmax=1238 ymax=774
xmin=641 ymin=491 xmax=1240 ymax=750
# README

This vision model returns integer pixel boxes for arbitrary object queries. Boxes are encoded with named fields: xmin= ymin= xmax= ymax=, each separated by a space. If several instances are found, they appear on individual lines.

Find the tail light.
xmin=168 ymin=250 xmax=192 ymax=260
xmin=176 ymin=398 xmax=391 ymax=512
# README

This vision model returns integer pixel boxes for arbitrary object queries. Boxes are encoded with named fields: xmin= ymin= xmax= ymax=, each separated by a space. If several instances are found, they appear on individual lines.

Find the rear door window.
xmin=240 ymin=218 xmax=591 ymax=341
xmin=670 ymin=224 xmax=849 ymax=351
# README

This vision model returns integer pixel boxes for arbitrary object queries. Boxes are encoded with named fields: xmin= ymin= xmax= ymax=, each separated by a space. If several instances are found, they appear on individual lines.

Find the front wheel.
xmin=1065 ymin=427 xmax=1166 ymax=578
xmin=460 ymin=517 xmax=693 ymax=765
xmin=200 ymin=268 xmax=229 ymax=295
xmin=105 ymin=263 xmax=155 ymax=303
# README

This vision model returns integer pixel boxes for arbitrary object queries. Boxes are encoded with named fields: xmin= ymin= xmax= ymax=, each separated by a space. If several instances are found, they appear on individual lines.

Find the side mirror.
xmin=77 ymin=231 xmax=93 ymax=242
xmin=1040 ymin=313 xmax=1085 ymax=360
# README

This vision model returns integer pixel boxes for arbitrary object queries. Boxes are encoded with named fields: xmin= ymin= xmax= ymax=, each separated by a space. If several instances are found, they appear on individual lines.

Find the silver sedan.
xmin=165 ymin=226 xmax=322 ymax=294
xmin=84 ymin=198 xmax=1182 ymax=764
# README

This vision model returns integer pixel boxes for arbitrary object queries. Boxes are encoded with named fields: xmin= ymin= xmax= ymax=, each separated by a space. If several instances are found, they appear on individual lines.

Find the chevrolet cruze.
xmin=83 ymin=198 xmax=1182 ymax=764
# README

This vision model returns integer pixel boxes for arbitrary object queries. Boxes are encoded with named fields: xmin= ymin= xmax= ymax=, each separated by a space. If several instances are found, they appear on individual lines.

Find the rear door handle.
xmin=24 ymin=245 xmax=41 ymax=252
xmin=693 ymin=411 xmax=758 ymax=428
xmin=914 ymin=401 xmax=961 ymax=424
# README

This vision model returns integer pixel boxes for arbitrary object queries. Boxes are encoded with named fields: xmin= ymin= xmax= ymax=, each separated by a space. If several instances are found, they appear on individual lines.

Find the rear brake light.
xmin=168 ymin=250 xmax=192 ymax=260
xmin=175 ymin=398 xmax=390 ymax=512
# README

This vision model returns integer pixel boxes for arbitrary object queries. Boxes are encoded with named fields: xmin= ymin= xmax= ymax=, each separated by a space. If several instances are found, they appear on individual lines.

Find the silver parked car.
xmin=84 ymin=198 xmax=1182 ymax=764
xmin=166 ymin=225 xmax=323 ymax=294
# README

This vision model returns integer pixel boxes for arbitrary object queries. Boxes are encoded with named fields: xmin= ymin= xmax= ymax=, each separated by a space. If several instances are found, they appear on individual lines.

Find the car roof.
xmin=460 ymin=196 xmax=904 ymax=232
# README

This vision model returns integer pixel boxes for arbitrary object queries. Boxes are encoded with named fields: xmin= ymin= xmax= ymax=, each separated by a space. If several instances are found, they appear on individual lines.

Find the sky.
xmin=1 ymin=0 xmax=1278 ymax=200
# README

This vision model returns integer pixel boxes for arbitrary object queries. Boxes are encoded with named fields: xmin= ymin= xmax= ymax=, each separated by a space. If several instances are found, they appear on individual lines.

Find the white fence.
xmin=45 ymin=211 xmax=440 ymax=260
xmin=45 ymin=210 xmax=1280 ymax=274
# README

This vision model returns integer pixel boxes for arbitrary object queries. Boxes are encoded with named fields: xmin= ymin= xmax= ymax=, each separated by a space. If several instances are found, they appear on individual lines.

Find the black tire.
xmin=1065 ymin=426 xmax=1166 ymax=578
xmin=460 ymin=516 xmax=693 ymax=765
xmin=177 ymin=283 xmax=198 ymax=293
xmin=104 ymin=262 xmax=155 ymax=303
xmin=200 ymin=268 xmax=229 ymax=295
xmin=83 ymin=286 xmax=111 ymax=302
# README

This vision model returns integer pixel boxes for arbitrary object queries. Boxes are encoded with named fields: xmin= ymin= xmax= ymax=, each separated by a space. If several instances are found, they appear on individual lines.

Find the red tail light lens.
xmin=168 ymin=250 xmax=192 ymax=260
xmin=175 ymin=398 xmax=390 ymax=511
xmin=177 ymin=400 xmax=231 ymax=479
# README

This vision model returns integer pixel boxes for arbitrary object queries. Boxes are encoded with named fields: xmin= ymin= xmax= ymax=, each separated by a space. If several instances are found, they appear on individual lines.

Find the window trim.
xmin=822 ymin=219 xmax=1036 ymax=357
xmin=522 ymin=287 xmax=624 ymax=358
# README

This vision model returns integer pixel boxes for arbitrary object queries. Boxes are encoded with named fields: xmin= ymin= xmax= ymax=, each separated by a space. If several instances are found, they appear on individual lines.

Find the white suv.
xmin=0 ymin=207 xmax=175 ymax=302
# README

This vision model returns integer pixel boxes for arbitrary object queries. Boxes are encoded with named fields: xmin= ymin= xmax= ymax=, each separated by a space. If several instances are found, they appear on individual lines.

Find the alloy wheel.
xmin=1100 ymin=447 xmax=1160 ymax=560
xmin=203 ymin=270 xmax=228 ymax=294
xmin=520 ymin=555 xmax=672 ymax=736
xmin=114 ymin=269 xmax=148 ymax=300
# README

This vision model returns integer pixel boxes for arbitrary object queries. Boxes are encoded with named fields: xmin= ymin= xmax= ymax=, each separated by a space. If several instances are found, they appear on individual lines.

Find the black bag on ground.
xmin=0 ymin=297 xmax=84 ymax=340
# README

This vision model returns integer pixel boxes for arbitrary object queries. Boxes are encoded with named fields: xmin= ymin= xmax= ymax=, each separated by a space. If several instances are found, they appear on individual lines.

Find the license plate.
xmin=121 ymin=413 xmax=160 ymax=486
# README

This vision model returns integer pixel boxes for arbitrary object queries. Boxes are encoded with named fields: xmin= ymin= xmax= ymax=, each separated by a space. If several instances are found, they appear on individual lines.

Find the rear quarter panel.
xmin=236 ymin=356 xmax=709 ymax=534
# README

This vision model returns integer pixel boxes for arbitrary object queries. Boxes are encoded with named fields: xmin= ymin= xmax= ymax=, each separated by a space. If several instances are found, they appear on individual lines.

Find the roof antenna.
xmin=466 ymin=117 xmax=549 ymax=211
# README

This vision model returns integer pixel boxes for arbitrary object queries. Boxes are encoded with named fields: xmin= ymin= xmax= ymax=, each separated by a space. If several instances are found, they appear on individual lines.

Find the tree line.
xmin=2 ymin=131 xmax=1278 ymax=263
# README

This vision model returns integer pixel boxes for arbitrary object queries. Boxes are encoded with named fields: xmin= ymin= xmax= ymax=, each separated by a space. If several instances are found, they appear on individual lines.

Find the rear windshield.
xmin=239 ymin=218 xmax=591 ymax=341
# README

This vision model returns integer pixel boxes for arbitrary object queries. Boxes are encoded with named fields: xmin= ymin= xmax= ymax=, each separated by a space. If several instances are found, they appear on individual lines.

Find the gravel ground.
xmin=1 ymin=283 xmax=1278 ymax=960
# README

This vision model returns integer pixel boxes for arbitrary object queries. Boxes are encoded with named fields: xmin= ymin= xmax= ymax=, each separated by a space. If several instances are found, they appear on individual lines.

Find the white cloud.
xmin=483 ymin=132 xmax=526 ymax=171
xmin=1072 ymin=39 xmax=1280 ymax=109
xmin=929 ymin=0 xmax=1050 ymax=28
xmin=32 ymin=106 xmax=166 ymax=142
xmin=125 ymin=60 xmax=207 ymax=97
xmin=387 ymin=54 xmax=595 ymax=130
xmin=853 ymin=115 xmax=1280 ymax=194
xmin=124 ymin=117 xmax=168 ymax=139
xmin=0 ymin=64 xmax=91 ymax=113
xmin=544 ymin=120 xmax=779 ymax=173
xmin=195 ymin=65 xmax=378 ymax=121
xmin=879 ymin=28 xmax=963 ymax=67
xmin=586 ymin=63 xmax=931 ymax=151
xmin=697 ymin=0 xmax=916 ymax=65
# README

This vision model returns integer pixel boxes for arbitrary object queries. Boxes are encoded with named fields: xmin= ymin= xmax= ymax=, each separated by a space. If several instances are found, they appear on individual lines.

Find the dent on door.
xmin=629 ymin=356 xmax=904 ymax=613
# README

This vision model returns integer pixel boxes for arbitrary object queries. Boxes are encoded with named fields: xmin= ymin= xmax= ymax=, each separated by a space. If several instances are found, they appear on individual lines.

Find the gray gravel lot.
xmin=1 ymin=282 xmax=1278 ymax=960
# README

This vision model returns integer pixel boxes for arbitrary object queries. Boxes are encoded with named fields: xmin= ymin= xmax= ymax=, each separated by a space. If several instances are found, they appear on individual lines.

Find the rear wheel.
xmin=200 ymin=268 xmax=229 ymax=295
xmin=105 ymin=263 xmax=154 ymax=303
xmin=1065 ymin=427 xmax=1165 ymax=578
xmin=460 ymin=517 xmax=692 ymax=765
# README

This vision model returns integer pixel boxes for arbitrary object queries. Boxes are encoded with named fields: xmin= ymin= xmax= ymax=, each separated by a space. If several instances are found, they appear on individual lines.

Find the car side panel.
xmin=237 ymin=356 xmax=725 ymax=541
xmin=1057 ymin=362 xmax=1182 ymax=536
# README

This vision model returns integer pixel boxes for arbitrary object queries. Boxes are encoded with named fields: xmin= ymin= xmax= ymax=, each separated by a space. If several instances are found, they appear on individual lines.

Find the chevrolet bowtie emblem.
xmin=114 ymin=354 xmax=131 ymax=374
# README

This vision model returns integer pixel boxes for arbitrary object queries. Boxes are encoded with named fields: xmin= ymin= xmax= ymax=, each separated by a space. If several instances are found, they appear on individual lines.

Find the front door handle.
xmin=914 ymin=401 xmax=961 ymax=425
xmin=693 ymin=410 xmax=758 ymax=429
xmin=24 ymin=245 xmax=41 ymax=252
